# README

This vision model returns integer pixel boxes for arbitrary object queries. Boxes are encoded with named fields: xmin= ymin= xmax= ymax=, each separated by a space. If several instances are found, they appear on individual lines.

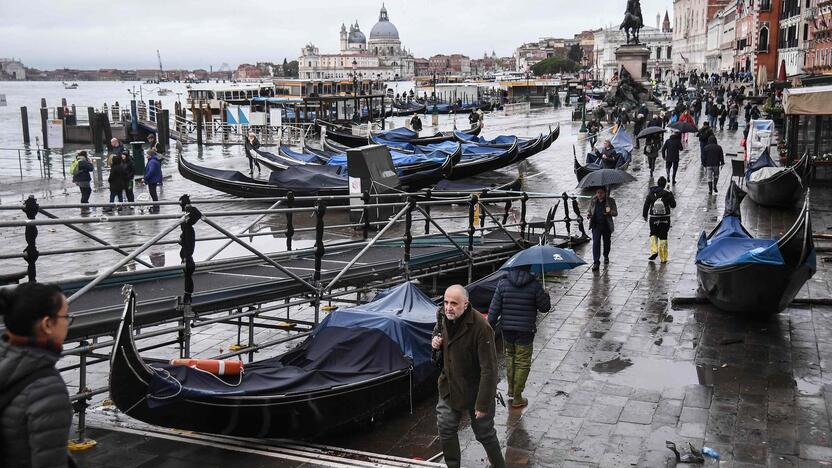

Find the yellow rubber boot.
xmin=659 ymin=239 xmax=669 ymax=263
xmin=649 ymin=236 xmax=658 ymax=260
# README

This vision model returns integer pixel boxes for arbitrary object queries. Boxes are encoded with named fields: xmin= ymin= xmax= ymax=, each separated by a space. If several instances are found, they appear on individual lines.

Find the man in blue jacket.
xmin=487 ymin=267 xmax=551 ymax=408
xmin=144 ymin=150 xmax=163 ymax=213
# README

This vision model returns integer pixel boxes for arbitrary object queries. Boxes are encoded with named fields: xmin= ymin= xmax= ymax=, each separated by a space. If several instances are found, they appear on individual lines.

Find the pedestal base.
xmin=615 ymin=45 xmax=651 ymax=83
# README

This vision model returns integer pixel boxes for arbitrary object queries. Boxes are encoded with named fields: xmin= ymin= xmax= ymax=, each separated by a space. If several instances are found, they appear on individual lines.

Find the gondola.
xmin=745 ymin=149 xmax=810 ymax=207
xmin=573 ymin=127 xmax=633 ymax=182
xmin=179 ymin=150 xmax=458 ymax=199
xmin=109 ymin=283 xmax=439 ymax=438
xmin=253 ymin=147 xmax=307 ymax=171
xmin=279 ymin=144 xmax=461 ymax=178
xmin=447 ymin=140 xmax=520 ymax=180
xmin=391 ymin=101 xmax=426 ymax=116
xmin=695 ymin=182 xmax=815 ymax=314
xmin=317 ymin=119 xmax=481 ymax=148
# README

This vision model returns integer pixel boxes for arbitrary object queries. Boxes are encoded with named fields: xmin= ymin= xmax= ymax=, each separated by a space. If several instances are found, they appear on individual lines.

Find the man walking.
xmin=432 ymin=285 xmax=505 ymax=468
xmin=642 ymin=176 xmax=676 ymax=263
xmin=144 ymin=149 xmax=163 ymax=213
xmin=661 ymin=132 xmax=683 ymax=185
xmin=696 ymin=122 xmax=715 ymax=164
xmin=244 ymin=132 xmax=262 ymax=174
xmin=702 ymin=136 xmax=724 ymax=195
xmin=586 ymin=187 xmax=618 ymax=271
xmin=487 ymin=266 xmax=551 ymax=409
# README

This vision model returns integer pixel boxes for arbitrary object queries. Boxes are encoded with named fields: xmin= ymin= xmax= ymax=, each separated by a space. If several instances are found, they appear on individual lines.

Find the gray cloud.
xmin=0 ymin=0 xmax=672 ymax=69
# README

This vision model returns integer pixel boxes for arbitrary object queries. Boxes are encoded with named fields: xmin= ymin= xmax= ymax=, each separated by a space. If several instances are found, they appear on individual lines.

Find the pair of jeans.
xmin=591 ymin=226 xmax=611 ymax=265
xmin=79 ymin=187 xmax=92 ymax=204
xmin=436 ymin=395 xmax=505 ymax=468
xmin=109 ymin=190 xmax=123 ymax=203
xmin=666 ymin=160 xmax=678 ymax=183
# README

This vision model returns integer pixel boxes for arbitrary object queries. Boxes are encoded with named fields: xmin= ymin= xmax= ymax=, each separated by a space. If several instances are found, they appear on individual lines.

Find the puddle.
xmin=591 ymin=357 xmax=632 ymax=373
xmin=591 ymin=357 xmax=699 ymax=391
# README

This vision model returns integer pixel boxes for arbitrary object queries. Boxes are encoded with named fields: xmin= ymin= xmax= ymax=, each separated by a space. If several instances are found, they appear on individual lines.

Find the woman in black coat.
xmin=661 ymin=132 xmax=683 ymax=185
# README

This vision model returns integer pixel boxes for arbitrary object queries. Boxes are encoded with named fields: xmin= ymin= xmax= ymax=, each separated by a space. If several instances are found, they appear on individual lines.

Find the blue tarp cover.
xmin=279 ymin=146 xmax=325 ymax=164
xmin=375 ymin=127 xmax=419 ymax=142
xmin=268 ymin=165 xmax=347 ymax=191
xmin=147 ymin=283 xmax=436 ymax=403
xmin=695 ymin=216 xmax=784 ymax=267
xmin=325 ymin=150 xmax=447 ymax=170
xmin=611 ymin=127 xmax=634 ymax=154
xmin=453 ymin=131 xmax=517 ymax=146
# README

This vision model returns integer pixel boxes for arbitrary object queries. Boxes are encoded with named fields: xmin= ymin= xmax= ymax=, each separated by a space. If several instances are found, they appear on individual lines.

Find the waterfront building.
xmin=0 ymin=58 xmax=26 ymax=80
xmin=427 ymin=54 xmax=471 ymax=76
xmin=593 ymin=25 xmax=673 ymax=83
xmin=514 ymin=37 xmax=570 ymax=72
xmin=777 ymin=0 xmax=808 ymax=77
xmin=672 ymin=0 xmax=730 ymax=73
xmin=298 ymin=5 xmax=415 ymax=81
xmin=805 ymin=0 xmax=832 ymax=75
xmin=733 ymin=0 xmax=781 ymax=79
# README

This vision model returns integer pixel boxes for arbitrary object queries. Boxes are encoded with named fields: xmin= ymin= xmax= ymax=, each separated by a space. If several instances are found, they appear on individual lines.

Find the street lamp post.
xmin=431 ymin=71 xmax=439 ymax=126
xmin=525 ymin=71 xmax=531 ymax=102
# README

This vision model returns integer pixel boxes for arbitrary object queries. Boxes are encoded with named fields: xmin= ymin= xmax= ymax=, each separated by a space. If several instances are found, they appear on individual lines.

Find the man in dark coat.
xmin=702 ymin=135 xmax=724 ymax=194
xmin=642 ymin=176 xmax=677 ymax=263
xmin=586 ymin=187 xmax=618 ymax=271
xmin=71 ymin=151 xmax=95 ymax=213
xmin=696 ymin=122 xmax=714 ymax=164
xmin=487 ymin=268 xmax=551 ymax=408
xmin=432 ymin=285 xmax=505 ymax=468
xmin=661 ymin=132 xmax=683 ymax=185
xmin=244 ymin=132 xmax=262 ymax=174
xmin=105 ymin=156 xmax=126 ymax=212
xmin=595 ymin=140 xmax=620 ymax=169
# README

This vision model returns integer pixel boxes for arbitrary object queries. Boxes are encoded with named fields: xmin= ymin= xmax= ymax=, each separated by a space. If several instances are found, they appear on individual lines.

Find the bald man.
xmin=432 ymin=285 xmax=504 ymax=468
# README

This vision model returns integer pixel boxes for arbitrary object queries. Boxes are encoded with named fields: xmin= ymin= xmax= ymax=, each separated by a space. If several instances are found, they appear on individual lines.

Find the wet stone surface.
xmin=7 ymin=105 xmax=832 ymax=466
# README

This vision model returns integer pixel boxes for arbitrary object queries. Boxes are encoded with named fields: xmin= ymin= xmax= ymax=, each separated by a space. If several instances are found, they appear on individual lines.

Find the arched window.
xmin=758 ymin=26 xmax=769 ymax=52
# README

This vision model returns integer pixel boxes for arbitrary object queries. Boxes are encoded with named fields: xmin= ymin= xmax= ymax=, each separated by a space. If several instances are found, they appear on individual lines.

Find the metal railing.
xmin=0 ymin=188 xmax=590 ymax=445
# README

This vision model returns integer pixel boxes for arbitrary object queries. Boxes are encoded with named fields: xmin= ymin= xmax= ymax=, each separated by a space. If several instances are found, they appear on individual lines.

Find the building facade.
xmin=298 ymin=5 xmax=415 ymax=81
xmin=0 ymin=58 xmax=26 ymax=80
xmin=806 ymin=0 xmax=832 ymax=74
xmin=672 ymin=0 xmax=730 ymax=73
xmin=593 ymin=26 xmax=673 ymax=83
xmin=777 ymin=0 xmax=807 ymax=76
xmin=514 ymin=37 xmax=570 ymax=71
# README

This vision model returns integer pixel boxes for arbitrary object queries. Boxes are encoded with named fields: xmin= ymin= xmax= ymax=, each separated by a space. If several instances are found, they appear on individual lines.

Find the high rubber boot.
xmin=482 ymin=440 xmax=507 ymax=468
xmin=649 ymin=235 xmax=658 ymax=260
xmin=504 ymin=341 xmax=516 ymax=398
xmin=440 ymin=437 xmax=462 ymax=468
xmin=708 ymin=181 xmax=713 ymax=195
xmin=511 ymin=343 xmax=533 ymax=408
xmin=659 ymin=239 xmax=669 ymax=263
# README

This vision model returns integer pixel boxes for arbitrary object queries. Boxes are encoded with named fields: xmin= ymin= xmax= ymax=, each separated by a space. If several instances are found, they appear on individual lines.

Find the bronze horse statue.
xmin=620 ymin=0 xmax=643 ymax=45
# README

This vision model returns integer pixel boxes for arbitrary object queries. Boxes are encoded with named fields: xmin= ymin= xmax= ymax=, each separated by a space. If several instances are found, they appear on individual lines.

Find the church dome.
xmin=348 ymin=22 xmax=366 ymax=45
xmin=369 ymin=5 xmax=399 ymax=41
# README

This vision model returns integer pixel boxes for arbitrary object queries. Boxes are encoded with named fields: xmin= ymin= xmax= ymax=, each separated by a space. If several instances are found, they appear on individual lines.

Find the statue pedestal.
xmin=615 ymin=45 xmax=650 ymax=83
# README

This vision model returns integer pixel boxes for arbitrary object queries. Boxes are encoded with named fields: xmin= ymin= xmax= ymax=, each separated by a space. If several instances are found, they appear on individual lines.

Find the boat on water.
xmin=63 ymin=82 xmax=79 ymax=90
xmin=157 ymin=88 xmax=173 ymax=96
xmin=745 ymin=148 xmax=811 ymax=207
xmin=109 ymin=282 xmax=439 ymax=438
xmin=695 ymin=182 xmax=815 ymax=314
xmin=318 ymin=120 xmax=481 ymax=148
xmin=573 ymin=127 xmax=633 ymax=182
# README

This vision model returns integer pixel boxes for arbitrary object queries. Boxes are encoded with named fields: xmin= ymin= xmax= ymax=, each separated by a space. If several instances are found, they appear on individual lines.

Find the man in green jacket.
xmin=432 ymin=285 xmax=505 ymax=468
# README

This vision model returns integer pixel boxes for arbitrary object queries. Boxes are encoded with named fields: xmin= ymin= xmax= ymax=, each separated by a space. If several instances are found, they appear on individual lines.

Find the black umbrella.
xmin=576 ymin=169 xmax=637 ymax=189
xmin=668 ymin=121 xmax=698 ymax=133
xmin=636 ymin=127 xmax=666 ymax=139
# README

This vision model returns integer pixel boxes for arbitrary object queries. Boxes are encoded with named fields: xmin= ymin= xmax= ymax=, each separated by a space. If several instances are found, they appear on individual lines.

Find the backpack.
xmin=69 ymin=159 xmax=80 ymax=176
xmin=650 ymin=195 xmax=667 ymax=216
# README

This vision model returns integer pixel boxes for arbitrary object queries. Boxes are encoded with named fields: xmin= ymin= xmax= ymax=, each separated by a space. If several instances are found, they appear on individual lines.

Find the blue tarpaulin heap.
xmin=375 ymin=127 xmax=419 ymax=142
xmin=279 ymin=146 xmax=325 ymax=164
xmin=325 ymin=149 xmax=447 ymax=170
xmin=695 ymin=216 xmax=785 ymax=267
xmin=453 ymin=131 xmax=518 ymax=146
xmin=147 ymin=283 xmax=437 ymax=404
xmin=268 ymin=165 xmax=346 ymax=191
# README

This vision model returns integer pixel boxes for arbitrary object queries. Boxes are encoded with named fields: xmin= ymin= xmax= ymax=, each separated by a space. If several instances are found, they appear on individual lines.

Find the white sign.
xmin=746 ymin=119 xmax=774 ymax=162
xmin=269 ymin=108 xmax=282 ymax=127
xmin=46 ymin=119 xmax=64 ymax=149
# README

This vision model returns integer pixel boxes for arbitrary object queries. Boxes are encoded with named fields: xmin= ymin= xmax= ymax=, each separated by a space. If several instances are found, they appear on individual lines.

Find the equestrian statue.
xmin=620 ymin=0 xmax=644 ymax=45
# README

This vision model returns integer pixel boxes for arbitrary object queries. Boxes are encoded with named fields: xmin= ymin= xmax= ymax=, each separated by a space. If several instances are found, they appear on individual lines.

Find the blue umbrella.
xmin=500 ymin=245 xmax=587 ymax=274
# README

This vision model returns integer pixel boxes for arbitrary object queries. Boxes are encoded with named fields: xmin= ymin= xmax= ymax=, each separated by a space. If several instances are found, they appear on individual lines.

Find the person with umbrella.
xmin=678 ymin=110 xmax=695 ymax=147
xmin=487 ymin=265 xmax=551 ymax=409
xmin=661 ymin=131 xmax=683 ymax=185
xmin=642 ymin=176 xmax=676 ymax=263
xmin=586 ymin=186 xmax=618 ymax=271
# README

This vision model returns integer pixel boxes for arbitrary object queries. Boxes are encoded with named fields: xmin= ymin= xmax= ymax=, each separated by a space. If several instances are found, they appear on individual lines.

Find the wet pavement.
xmin=3 ymin=104 xmax=832 ymax=467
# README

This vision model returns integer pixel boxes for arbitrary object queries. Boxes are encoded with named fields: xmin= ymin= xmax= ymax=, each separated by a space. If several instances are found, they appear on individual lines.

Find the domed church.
xmin=299 ymin=5 xmax=415 ymax=81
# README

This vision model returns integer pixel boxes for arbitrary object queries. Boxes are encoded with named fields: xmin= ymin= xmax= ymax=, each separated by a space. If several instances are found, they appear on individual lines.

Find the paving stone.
xmin=619 ymin=400 xmax=657 ymax=425
xmin=683 ymin=385 xmax=713 ymax=409
xmin=799 ymin=444 xmax=832 ymax=461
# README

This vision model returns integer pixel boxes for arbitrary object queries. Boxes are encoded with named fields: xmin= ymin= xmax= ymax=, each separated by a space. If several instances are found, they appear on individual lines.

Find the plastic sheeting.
xmin=278 ymin=146 xmax=325 ymax=164
xmin=696 ymin=216 xmax=784 ymax=267
xmin=147 ymin=282 xmax=437 ymax=403
xmin=375 ymin=127 xmax=419 ymax=142
xmin=749 ymin=166 xmax=788 ymax=182
xmin=268 ymin=165 xmax=347 ymax=191
xmin=610 ymin=127 xmax=634 ymax=154
xmin=745 ymin=148 xmax=777 ymax=178
xmin=783 ymin=84 xmax=832 ymax=115
xmin=325 ymin=150 xmax=447 ymax=170
xmin=453 ymin=131 xmax=518 ymax=146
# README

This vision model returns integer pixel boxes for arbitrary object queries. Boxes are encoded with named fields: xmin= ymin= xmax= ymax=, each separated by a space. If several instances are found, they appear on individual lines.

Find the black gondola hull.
xmin=745 ymin=154 xmax=809 ymax=207
xmin=696 ymin=261 xmax=814 ymax=314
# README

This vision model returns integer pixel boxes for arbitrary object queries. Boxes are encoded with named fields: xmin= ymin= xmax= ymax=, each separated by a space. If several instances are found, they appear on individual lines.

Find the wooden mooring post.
xmin=20 ymin=106 xmax=30 ymax=144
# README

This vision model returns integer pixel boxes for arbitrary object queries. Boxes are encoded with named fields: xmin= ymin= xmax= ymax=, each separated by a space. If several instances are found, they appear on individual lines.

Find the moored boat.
xmin=695 ymin=182 xmax=815 ymax=314
xmin=745 ymin=149 xmax=810 ymax=207
xmin=573 ymin=127 xmax=633 ymax=182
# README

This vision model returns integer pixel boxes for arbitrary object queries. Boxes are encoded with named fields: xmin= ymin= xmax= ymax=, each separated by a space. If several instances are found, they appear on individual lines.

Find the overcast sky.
xmin=1 ymin=0 xmax=672 ymax=70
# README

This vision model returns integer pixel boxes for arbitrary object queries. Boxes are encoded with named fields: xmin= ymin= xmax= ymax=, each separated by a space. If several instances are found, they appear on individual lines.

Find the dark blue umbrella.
xmin=500 ymin=245 xmax=587 ymax=274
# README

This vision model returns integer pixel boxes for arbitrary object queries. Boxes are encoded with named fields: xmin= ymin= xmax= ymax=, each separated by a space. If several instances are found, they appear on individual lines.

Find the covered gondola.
xmin=573 ymin=127 xmax=633 ymax=182
xmin=278 ymin=144 xmax=462 ymax=178
xmin=109 ymin=283 xmax=439 ymax=438
xmin=745 ymin=149 xmax=811 ymax=207
xmin=318 ymin=120 xmax=481 ymax=148
xmin=695 ymin=182 xmax=815 ymax=314
xmin=391 ymin=101 xmax=426 ymax=116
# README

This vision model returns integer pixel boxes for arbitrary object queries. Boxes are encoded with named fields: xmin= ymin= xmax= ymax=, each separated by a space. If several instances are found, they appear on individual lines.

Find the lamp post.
xmin=525 ymin=70 xmax=531 ymax=102
xmin=351 ymin=59 xmax=359 ymax=123
xmin=431 ymin=71 xmax=439 ymax=126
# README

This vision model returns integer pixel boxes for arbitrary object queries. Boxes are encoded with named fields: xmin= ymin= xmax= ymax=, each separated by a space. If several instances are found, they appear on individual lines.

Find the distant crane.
xmin=157 ymin=49 xmax=164 ymax=82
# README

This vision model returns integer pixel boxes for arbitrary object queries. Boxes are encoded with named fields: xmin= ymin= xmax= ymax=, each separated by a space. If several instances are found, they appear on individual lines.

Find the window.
xmin=804 ymin=24 xmax=809 ymax=41
xmin=657 ymin=47 xmax=662 ymax=59
xmin=759 ymin=26 xmax=769 ymax=51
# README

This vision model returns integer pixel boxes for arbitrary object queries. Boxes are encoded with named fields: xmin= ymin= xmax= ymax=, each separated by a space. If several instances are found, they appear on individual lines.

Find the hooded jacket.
xmin=0 ymin=338 xmax=72 ymax=468
xmin=703 ymin=136 xmax=724 ymax=167
xmin=487 ymin=269 xmax=551 ymax=333
xmin=144 ymin=155 xmax=163 ymax=184
xmin=107 ymin=162 xmax=127 ymax=192
xmin=661 ymin=134 xmax=683 ymax=163
xmin=642 ymin=186 xmax=677 ymax=221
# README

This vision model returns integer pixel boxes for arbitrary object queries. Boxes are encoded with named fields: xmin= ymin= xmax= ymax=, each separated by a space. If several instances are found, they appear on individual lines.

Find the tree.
xmin=284 ymin=60 xmax=299 ymax=78
xmin=568 ymin=44 xmax=584 ymax=63
xmin=532 ymin=56 xmax=578 ymax=76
